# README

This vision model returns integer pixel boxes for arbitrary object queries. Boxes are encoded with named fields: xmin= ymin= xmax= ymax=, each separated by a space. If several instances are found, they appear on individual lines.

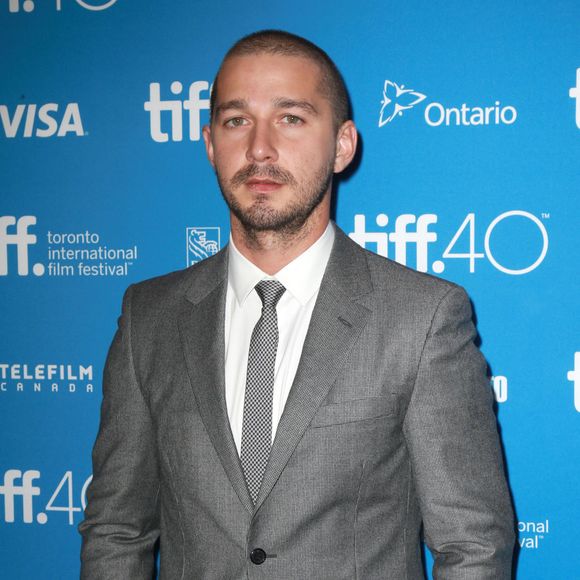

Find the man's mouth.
xmin=245 ymin=178 xmax=284 ymax=193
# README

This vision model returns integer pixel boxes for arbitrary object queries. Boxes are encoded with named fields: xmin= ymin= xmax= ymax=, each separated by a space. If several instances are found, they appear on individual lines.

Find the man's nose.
xmin=246 ymin=123 xmax=278 ymax=163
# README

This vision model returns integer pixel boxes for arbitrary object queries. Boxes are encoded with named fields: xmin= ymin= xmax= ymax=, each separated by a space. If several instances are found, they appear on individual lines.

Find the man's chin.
xmin=233 ymin=206 xmax=310 ymax=234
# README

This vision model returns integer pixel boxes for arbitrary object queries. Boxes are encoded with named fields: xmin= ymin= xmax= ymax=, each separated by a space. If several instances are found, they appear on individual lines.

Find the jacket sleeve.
xmin=79 ymin=285 xmax=160 ymax=579
xmin=403 ymin=286 xmax=515 ymax=579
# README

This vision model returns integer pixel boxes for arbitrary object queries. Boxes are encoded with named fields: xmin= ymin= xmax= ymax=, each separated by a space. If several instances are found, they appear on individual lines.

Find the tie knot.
xmin=255 ymin=279 xmax=286 ymax=309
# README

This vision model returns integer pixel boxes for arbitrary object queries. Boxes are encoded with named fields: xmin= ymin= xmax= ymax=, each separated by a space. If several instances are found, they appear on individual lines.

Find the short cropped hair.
xmin=210 ymin=30 xmax=350 ymax=129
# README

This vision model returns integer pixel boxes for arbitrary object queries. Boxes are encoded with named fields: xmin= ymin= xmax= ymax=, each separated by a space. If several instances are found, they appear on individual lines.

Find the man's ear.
xmin=202 ymin=124 xmax=215 ymax=167
xmin=334 ymin=120 xmax=358 ymax=173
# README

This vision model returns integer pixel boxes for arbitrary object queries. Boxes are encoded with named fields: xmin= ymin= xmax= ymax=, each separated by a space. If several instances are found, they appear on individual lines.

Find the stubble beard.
xmin=216 ymin=159 xmax=335 ymax=241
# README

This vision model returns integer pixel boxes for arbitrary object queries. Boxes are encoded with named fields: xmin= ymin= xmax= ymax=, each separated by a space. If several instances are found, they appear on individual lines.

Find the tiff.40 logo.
xmin=0 ymin=469 xmax=92 ymax=525
xmin=349 ymin=210 xmax=549 ymax=275
xmin=7 ymin=0 xmax=118 ymax=12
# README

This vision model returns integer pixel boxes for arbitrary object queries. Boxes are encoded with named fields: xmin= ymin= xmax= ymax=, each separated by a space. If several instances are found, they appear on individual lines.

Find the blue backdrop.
xmin=1 ymin=1 xmax=579 ymax=578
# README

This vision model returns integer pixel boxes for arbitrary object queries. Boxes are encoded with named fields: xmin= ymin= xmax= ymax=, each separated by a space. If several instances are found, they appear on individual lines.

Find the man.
xmin=80 ymin=30 xmax=515 ymax=579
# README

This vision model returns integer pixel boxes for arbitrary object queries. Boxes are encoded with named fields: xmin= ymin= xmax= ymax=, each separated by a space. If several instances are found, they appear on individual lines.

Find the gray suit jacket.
xmin=79 ymin=227 xmax=514 ymax=579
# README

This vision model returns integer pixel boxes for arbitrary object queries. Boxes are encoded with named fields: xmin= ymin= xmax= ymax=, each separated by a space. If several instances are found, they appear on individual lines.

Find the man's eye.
xmin=224 ymin=117 xmax=247 ymax=128
xmin=282 ymin=115 xmax=303 ymax=125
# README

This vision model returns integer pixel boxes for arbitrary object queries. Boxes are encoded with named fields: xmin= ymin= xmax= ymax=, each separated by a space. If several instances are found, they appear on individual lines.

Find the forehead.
xmin=215 ymin=54 xmax=325 ymax=104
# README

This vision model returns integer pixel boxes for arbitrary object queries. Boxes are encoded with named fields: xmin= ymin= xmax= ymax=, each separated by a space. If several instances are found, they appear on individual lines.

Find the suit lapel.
xmin=255 ymin=228 xmax=373 ymax=511
xmin=177 ymin=248 xmax=254 ymax=513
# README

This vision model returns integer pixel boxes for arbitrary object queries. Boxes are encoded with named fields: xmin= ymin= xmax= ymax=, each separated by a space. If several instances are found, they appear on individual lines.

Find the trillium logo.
xmin=378 ymin=81 xmax=426 ymax=126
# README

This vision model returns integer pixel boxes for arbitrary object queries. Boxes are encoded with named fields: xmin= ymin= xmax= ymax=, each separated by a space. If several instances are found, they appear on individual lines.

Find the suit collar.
xmin=228 ymin=221 xmax=335 ymax=307
xmin=323 ymin=225 xmax=373 ymax=299
xmin=184 ymin=244 xmax=229 ymax=305
xmin=182 ymin=222 xmax=372 ymax=304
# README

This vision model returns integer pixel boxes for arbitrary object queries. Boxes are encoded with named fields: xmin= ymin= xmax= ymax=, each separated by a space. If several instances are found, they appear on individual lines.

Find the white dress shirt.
xmin=224 ymin=222 xmax=335 ymax=454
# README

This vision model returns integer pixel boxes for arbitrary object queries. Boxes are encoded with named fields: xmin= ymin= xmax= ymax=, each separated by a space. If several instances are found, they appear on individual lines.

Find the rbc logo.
xmin=145 ymin=81 xmax=211 ymax=142
xmin=186 ymin=227 xmax=220 ymax=266
xmin=0 ymin=216 xmax=44 ymax=276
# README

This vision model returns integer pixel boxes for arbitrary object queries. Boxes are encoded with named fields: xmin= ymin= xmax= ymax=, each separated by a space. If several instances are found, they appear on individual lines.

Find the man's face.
xmin=203 ymin=53 xmax=353 ymax=234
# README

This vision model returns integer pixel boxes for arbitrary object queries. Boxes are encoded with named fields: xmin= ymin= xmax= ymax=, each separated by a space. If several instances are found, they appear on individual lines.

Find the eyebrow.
xmin=214 ymin=97 xmax=319 ymax=118
xmin=272 ymin=98 xmax=319 ymax=116
xmin=214 ymin=99 xmax=248 ymax=118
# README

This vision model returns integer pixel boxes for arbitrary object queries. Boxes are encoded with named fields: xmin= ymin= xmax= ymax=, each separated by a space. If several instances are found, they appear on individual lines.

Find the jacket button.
xmin=250 ymin=548 xmax=267 ymax=565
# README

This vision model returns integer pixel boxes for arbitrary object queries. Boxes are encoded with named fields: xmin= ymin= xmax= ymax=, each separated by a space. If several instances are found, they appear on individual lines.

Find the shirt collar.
xmin=228 ymin=222 xmax=335 ymax=306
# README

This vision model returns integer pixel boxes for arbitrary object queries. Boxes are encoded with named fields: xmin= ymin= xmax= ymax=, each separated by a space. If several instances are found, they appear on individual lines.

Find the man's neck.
xmin=230 ymin=211 xmax=330 ymax=275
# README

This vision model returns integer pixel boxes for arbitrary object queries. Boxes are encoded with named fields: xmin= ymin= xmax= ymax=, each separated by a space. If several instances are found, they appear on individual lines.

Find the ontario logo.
xmin=378 ymin=79 xmax=517 ymax=127
xmin=186 ymin=227 xmax=220 ymax=266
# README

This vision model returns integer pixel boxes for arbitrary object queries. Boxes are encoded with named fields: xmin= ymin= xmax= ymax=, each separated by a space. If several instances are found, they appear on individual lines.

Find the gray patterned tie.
xmin=240 ymin=279 xmax=286 ymax=504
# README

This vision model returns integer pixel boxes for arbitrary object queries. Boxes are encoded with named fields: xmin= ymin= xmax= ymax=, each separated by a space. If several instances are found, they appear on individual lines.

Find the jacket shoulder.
xmin=366 ymin=247 xmax=459 ymax=295
xmin=339 ymin=229 xmax=462 ymax=304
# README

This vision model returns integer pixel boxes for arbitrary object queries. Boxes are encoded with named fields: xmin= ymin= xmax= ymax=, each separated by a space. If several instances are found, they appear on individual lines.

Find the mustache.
xmin=230 ymin=164 xmax=297 ymax=188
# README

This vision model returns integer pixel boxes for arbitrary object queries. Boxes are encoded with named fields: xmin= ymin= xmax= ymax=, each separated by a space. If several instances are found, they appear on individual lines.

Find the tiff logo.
xmin=8 ymin=0 xmax=118 ymax=12
xmin=0 ymin=216 xmax=45 ymax=276
xmin=567 ymin=352 xmax=580 ymax=412
xmin=349 ymin=213 xmax=437 ymax=273
xmin=0 ymin=469 xmax=40 ymax=523
xmin=144 ymin=81 xmax=211 ymax=142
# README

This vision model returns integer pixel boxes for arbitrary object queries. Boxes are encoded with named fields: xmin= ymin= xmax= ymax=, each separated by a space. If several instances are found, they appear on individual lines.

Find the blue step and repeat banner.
xmin=1 ymin=1 xmax=579 ymax=578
